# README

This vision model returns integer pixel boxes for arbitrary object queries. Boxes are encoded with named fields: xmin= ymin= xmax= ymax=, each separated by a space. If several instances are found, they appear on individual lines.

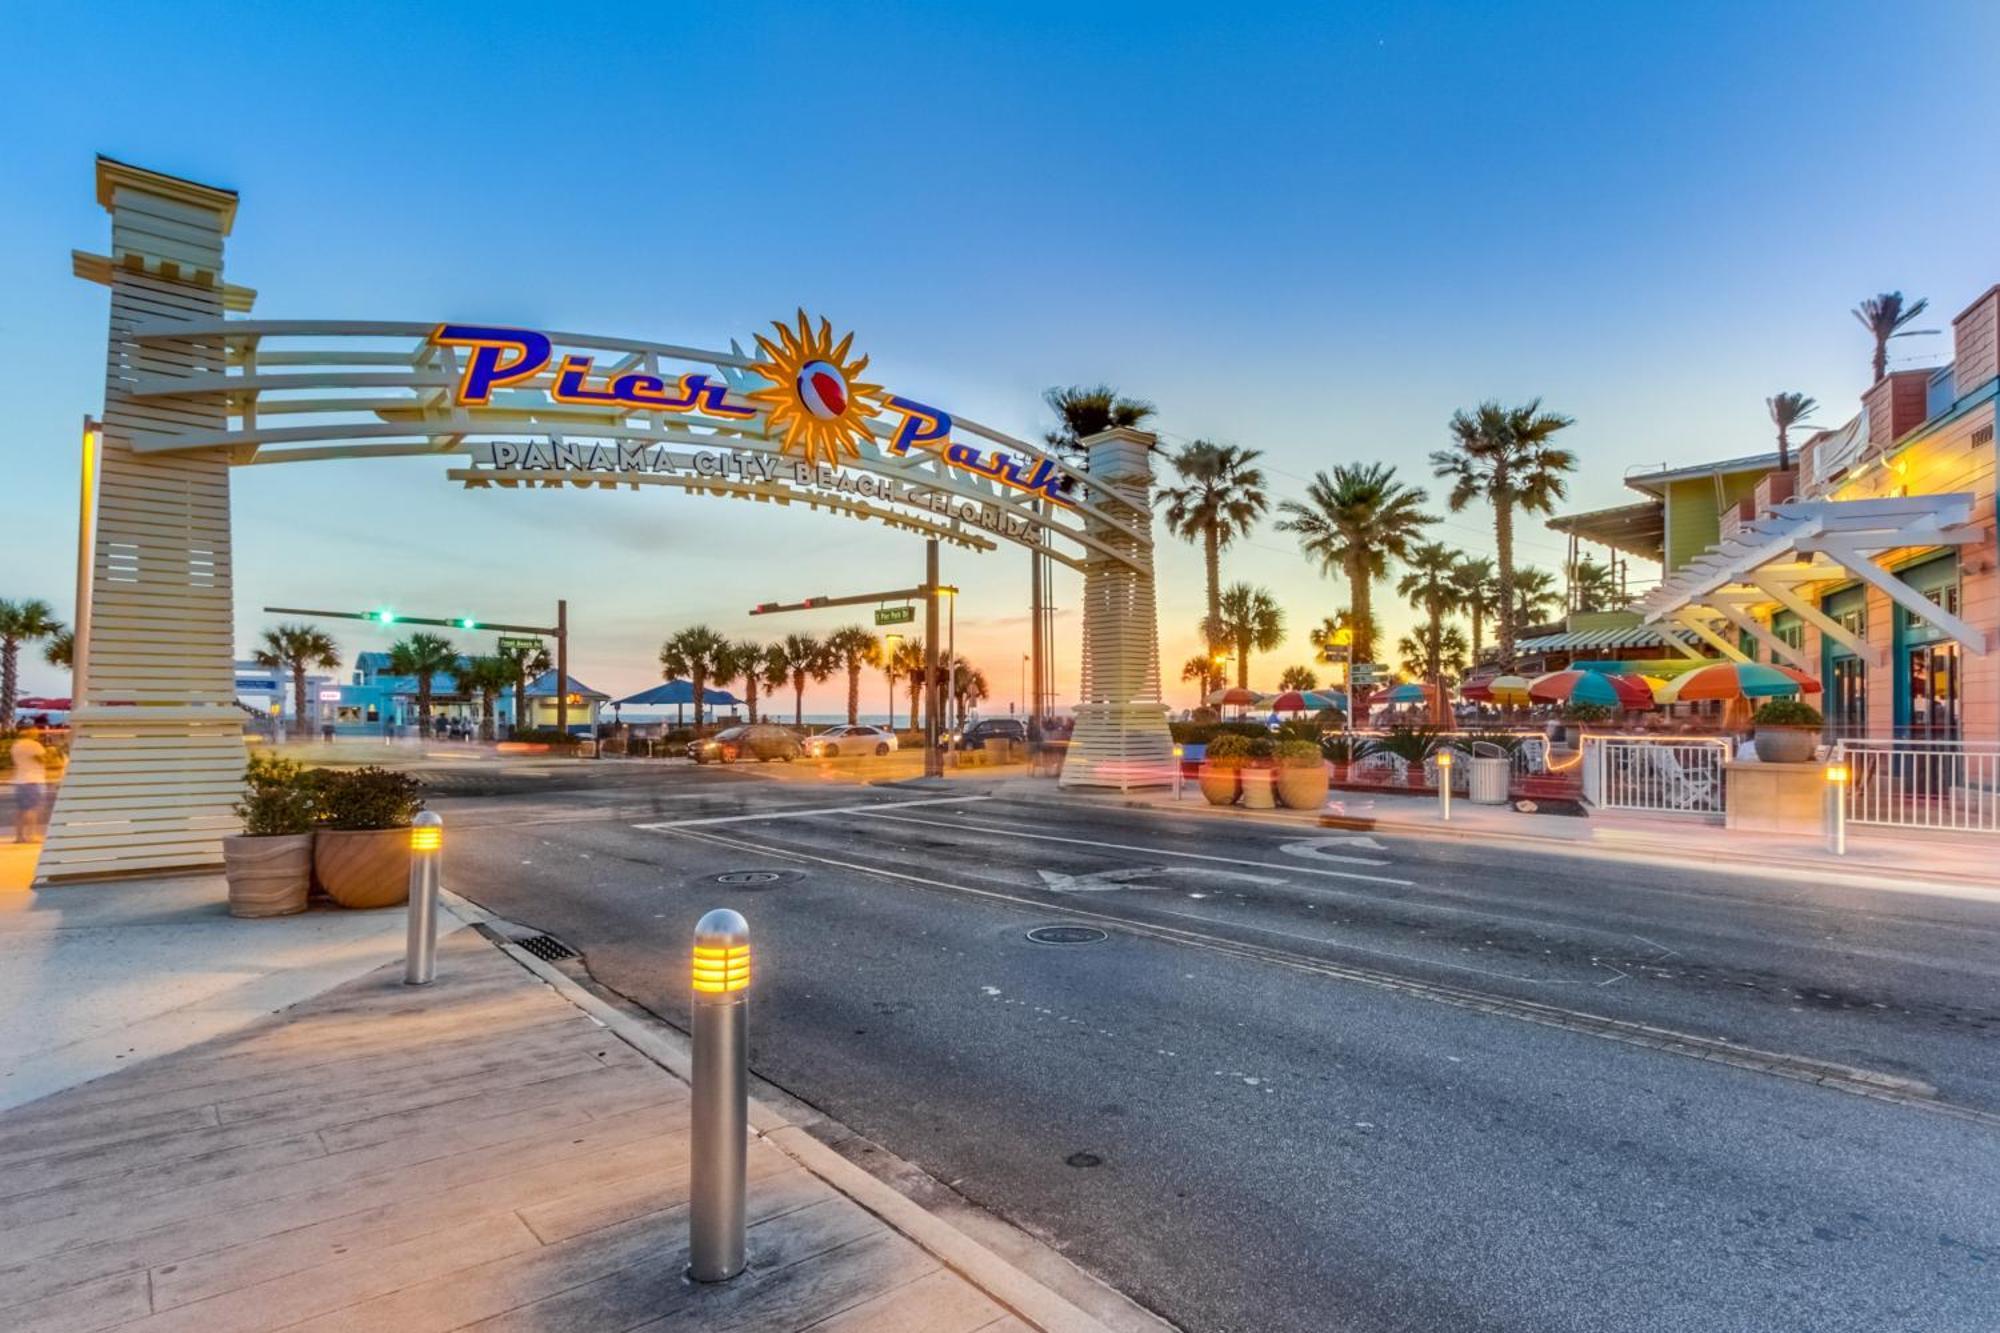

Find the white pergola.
xmin=1635 ymin=493 xmax=1995 ymax=668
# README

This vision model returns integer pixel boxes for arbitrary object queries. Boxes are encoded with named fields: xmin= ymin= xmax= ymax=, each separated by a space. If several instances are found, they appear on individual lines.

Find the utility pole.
xmin=555 ymin=599 xmax=569 ymax=738
xmin=73 ymin=417 xmax=99 ymax=705
xmin=1028 ymin=507 xmax=1044 ymax=747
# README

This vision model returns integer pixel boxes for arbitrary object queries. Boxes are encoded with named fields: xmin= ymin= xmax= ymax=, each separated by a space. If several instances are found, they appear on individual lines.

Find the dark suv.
xmin=949 ymin=717 xmax=1029 ymax=750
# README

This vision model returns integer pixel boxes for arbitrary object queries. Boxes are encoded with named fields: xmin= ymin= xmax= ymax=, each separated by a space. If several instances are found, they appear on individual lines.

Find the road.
xmin=435 ymin=762 xmax=2000 ymax=1332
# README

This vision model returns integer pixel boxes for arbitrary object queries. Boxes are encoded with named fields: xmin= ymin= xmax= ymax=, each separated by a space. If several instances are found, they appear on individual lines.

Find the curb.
xmin=445 ymin=889 xmax=1157 ymax=1333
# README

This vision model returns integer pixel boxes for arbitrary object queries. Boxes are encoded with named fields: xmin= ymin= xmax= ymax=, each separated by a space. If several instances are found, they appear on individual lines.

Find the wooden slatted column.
xmin=39 ymin=160 xmax=245 ymax=882
xmin=1060 ymin=427 xmax=1174 ymax=790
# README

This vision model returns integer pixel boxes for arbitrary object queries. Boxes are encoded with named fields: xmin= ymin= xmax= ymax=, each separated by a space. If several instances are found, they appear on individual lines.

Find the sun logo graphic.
xmin=747 ymin=310 xmax=885 ymax=466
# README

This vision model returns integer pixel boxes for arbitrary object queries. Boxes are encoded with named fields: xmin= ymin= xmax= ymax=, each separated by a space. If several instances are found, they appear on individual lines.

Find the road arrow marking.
xmin=1278 ymin=837 xmax=1390 ymax=865
xmin=1036 ymin=866 xmax=1287 ymax=893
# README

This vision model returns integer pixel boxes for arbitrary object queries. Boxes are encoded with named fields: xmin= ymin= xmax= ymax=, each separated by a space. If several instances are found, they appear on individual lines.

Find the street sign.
xmin=874 ymin=605 xmax=915 ymax=626
xmin=1349 ymin=663 xmax=1385 ymax=685
xmin=498 ymin=635 xmax=543 ymax=652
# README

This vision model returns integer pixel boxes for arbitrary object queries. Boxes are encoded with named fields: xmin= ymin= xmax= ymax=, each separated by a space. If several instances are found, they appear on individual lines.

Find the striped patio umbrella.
xmin=1528 ymin=669 xmax=1657 ymax=710
xmin=1381 ymin=682 xmax=1437 ymax=705
xmin=1462 ymin=674 xmax=1532 ymax=705
xmin=1206 ymin=686 xmax=1262 ymax=707
xmin=1654 ymin=662 xmax=1821 ymax=704
xmin=1263 ymin=689 xmax=1349 ymax=713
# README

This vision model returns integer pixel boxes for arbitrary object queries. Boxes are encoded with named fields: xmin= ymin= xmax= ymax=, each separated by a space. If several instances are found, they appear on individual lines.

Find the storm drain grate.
xmin=713 ymin=871 xmax=784 ymax=886
xmin=516 ymin=934 xmax=578 ymax=963
xmin=1026 ymin=925 xmax=1109 ymax=946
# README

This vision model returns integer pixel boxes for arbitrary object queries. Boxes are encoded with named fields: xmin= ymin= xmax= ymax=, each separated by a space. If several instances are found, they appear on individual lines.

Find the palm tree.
xmin=1307 ymin=614 xmax=1358 ymax=669
xmin=495 ymin=638 xmax=551 ymax=735
xmin=659 ymin=625 xmax=731 ymax=729
xmin=1274 ymin=463 xmax=1433 ymax=664
xmin=1042 ymin=384 xmax=1156 ymax=463
xmin=0 ymin=599 xmax=65 ymax=731
xmin=1450 ymin=556 xmax=1501 ymax=662
xmin=1852 ymin=292 xmax=1932 ymax=383
xmin=455 ymin=655 xmax=513 ymax=741
xmin=1431 ymin=399 xmax=1576 ymax=662
xmin=1766 ymin=391 xmax=1817 ymax=471
xmin=1161 ymin=441 xmax=1269 ymax=682
xmin=1210 ymin=583 xmax=1284 ymax=689
xmin=720 ymin=640 xmax=766 ymax=723
xmin=948 ymin=656 xmax=989 ymax=728
xmin=253 ymin=622 xmax=341 ymax=741
xmin=888 ymin=636 xmax=927 ymax=730
xmin=824 ymin=626 xmax=881 ymax=725
xmin=1180 ymin=654 xmax=1215 ymax=704
xmin=387 ymin=632 xmax=458 ymax=737
xmin=1395 ymin=541 xmax=1462 ymax=662
xmin=44 ymin=628 xmax=74 ymax=671
xmin=768 ymin=633 xmax=832 ymax=728
xmin=1397 ymin=623 xmax=1470 ymax=684
xmin=1511 ymin=567 xmax=1562 ymax=630
xmin=1278 ymin=665 xmax=1319 ymax=691
xmin=1569 ymin=557 xmax=1620 ymax=613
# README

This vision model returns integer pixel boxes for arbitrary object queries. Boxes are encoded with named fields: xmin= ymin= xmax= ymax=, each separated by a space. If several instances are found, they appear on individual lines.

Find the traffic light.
xmin=455 ymin=617 xmax=479 ymax=629
xmin=371 ymin=609 xmax=398 ymax=624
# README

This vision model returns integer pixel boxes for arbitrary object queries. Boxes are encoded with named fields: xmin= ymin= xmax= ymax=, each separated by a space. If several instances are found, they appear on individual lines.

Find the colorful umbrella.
xmin=1381 ymin=682 xmax=1437 ymax=704
xmin=1206 ymin=686 xmax=1261 ymax=707
xmin=1462 ymin=674 xmax=1532 ymax=705
xmin=1263 ymin=689 xmax=1348 ymax=713
xmin=1655 ymin=662 xmax=1821 ymax=704
xmin=1528 ymin=669 xmax=1656 ymax=710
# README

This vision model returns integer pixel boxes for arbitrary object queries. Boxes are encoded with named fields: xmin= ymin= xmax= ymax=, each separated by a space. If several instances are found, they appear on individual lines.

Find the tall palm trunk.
xmin=291 ymin=665 xmax=308 ymax=741
xmin=418 ymin=678 xmax=434 ymax=735
xmin=1204 ymin=528 xmax=1222 ymax=690
xmin=691 ymin=666 xmax=706 ymax=729
xmin=1346 ymin=553 xmax=1373 ymax=664
xmin=480 ymin=691 xmax=496 ymax=741
xmin=908 ymin=675 xmax=919 ymax=731
xmin=1236 ymin=635 xmax=1250 ymax=690
xmin=512 ymin=680 xmax=528 ymax=735
xmin=1494 ymin=497 xmax=1517 ymax=661
xmin=2 ymin=639 xmax=18 ymax=729
xmin=846 ymin=667 xmax=860 ymax=725
xmin=793 ymin=676 xmax=806 ymax=728
xmin=745 ymin=676 xmax=760 ymax=724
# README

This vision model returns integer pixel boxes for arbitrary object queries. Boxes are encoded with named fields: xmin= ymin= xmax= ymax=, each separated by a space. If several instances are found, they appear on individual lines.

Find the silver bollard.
xmin=404 ymin=812 xmax=442 ymax=985
xmin=689 ymin=908 xmax=750 ymax=1283
xmin=1436 ymin=750 xmax=1453 ymax=822
xmin=1826 ymin=762 xmax=1848 ymax=855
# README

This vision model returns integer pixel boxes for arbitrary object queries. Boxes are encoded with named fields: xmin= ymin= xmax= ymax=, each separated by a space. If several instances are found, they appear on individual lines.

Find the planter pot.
xmin=1198 ymin=763 xmax=1240 ymax=806
xmin=1756 ymin=726 xmax=1818 ymax=764
xmin=223 ymin=833 xmax=313 ymax=918
xmin=313 ymin=828 xmax=411 ymax=909
xmin=1276 ymin=764 xmax=1329 ymax=810
xmin=1240 ymin=765 xmax=1277 ymax=810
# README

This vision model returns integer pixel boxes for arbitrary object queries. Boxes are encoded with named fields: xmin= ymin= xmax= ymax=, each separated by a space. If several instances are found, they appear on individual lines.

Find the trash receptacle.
xmin=1470 ymin=755 xmax=1510 ymax=804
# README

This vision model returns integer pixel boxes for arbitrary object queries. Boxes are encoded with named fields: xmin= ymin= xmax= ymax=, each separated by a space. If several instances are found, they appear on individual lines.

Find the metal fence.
xmin=1581 ymin=736 xmax=1731 ymax=815
xmin=1835 ymin=739 xmax=2000 ymax=834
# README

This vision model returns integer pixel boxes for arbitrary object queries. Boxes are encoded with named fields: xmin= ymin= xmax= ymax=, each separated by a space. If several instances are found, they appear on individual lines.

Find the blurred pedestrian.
xmin=11 ymin=728 xmax=49 ymax=843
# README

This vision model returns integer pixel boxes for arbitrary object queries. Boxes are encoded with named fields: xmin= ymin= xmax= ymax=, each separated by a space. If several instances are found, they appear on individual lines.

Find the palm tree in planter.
xmin=387 ymin=632 xmax=458 ymax=738
xmin=495 ymin=638 xmax=551 ymax=736
xmin=1210 ymin=584 xmax=1285 ymax=689
xmin=1278 ymin=665 xmax=1320 ymax=691
xmin=1450 ymin=557 xmax=1501 ymax=662
xmin=1275 ymin=463 xmax=1433 ymax=667
xmin=824 ymin=626 xmax=881 ymax=725
xmin=1766 ymin=391 xmax=1817 ymax=472
xmin=769 ymin=633 xmax=832 ymax=728
xmin=659 ymin=625 xmax=731 ymax=729
xmin=253 ymin=622 xmax=341 ymax=741
xmin=455 ymin=655 xmax=513 ymax=741
xmin=1161 ymin=440 xmax=1269 ymax=688
xmin=0 ymin=598 xmax=64 ymax=730
xmin=1430 ymin=400 xmax=1576 ymax=662
xmin=1041 ymin=384 xmax=1156 ymax=464
xmin=1851 ymin=292 xmax=1933 ymax=383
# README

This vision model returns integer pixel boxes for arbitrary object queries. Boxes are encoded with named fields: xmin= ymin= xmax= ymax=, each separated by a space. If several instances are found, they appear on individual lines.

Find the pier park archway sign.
xmin=41 ymin=159 xmax=1174 ymax=881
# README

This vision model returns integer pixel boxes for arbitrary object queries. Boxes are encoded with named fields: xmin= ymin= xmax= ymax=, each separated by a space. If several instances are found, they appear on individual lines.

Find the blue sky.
xmin=5 ymin=2 xmax=1997 ymax=710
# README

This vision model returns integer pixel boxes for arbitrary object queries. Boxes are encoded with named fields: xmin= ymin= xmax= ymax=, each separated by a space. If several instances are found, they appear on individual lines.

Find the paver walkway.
xmin=0 ymin=929 xmax=1049 ymax=1332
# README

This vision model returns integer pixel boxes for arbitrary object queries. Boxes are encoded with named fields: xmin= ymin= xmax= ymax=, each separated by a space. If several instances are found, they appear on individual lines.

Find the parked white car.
xmin=807 ymin=724 xmax=899 ymax=758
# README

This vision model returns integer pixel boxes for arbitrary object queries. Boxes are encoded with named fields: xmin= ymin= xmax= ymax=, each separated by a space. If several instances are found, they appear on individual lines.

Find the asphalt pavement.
xmin=435 ymin=761 xmax=2000 ymax=1333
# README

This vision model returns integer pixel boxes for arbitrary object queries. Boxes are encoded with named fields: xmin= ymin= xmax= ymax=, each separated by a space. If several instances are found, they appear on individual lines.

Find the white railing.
xmin=1582 ymin=736 xmax=1731 ymax=815
xmin=1835 ymin=739 xmax=2000 ymax=834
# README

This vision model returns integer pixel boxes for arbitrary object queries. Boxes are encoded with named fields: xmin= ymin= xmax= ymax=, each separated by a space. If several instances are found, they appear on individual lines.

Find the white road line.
xmin=851 ymin=810 xmax=1414 ymax=887
xmin=633 ymin=794 xmax=992 ymax=830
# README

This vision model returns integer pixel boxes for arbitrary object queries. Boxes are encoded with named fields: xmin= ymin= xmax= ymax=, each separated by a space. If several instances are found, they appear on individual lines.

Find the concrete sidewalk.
xmin=986 ymin=776 xmax=2000 ymax=898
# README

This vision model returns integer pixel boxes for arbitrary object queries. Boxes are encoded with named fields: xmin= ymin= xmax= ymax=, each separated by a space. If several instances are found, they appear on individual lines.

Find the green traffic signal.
xmin=373 ymin=609 xmax=397 ymax=624
xmin=456 ymin=618 xmax=478 ymax=629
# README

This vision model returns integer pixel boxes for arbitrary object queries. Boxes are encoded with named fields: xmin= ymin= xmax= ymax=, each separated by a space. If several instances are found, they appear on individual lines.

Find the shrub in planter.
xmin=1274 ymin=739 xmax=1329 ymax=810
xmin=1752 ymin=698 xmax=1823 ymax=763
xmin=1199 ymin=733 xmax=1250 ymax=806
xmin=312 ymin=766 xmax=425 ymax=909
xmin=1240 ymin=735 xmax=1279 ymax=809
xmin=225 ymin=754 xmax=318 ymax=918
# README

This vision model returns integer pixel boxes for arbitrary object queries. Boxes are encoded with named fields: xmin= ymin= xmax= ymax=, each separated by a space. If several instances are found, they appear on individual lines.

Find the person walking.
xmin=11 ymin=728 xmax=49 ymax=843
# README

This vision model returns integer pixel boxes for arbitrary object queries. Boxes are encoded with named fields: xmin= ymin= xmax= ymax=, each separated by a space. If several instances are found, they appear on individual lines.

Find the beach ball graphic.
xmin=797 ymin=360 xmax=849 ymax=419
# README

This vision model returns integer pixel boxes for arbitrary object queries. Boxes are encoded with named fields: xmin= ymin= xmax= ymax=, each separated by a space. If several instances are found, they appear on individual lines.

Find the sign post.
xmin=874 ymin=605 xmax=914 ymax=627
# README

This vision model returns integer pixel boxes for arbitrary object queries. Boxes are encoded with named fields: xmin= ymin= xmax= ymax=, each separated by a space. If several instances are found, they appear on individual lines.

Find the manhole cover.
xmin=713 ymin=871 xmax=784 ymax=886
xmin=1027 ymin=925 xmax=1109 ymax=946
xmin=1066 ymin=1151 xmax=1104 ymax=1168
xmin=516 ymin=933 xmax=577 ymax=962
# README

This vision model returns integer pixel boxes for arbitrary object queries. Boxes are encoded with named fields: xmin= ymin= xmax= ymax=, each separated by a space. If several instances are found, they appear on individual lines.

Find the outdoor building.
xmin=328 ymin=652 xmax=606 ymax=737
xmin=1550 ymin=282 xmax=1998 ymax=743
xmin=231 ymin=659 xmax=337 ymax=728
